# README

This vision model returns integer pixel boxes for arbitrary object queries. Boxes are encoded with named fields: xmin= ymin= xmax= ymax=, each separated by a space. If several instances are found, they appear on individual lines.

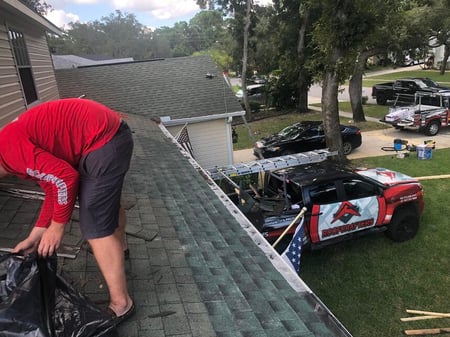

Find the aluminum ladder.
xmin=206 ymin=149 xmax=337 ymax=180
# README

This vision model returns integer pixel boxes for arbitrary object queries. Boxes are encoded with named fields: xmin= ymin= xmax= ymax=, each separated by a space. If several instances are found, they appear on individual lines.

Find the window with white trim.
xmin=8 ymin=28 xmax=38 ymax=104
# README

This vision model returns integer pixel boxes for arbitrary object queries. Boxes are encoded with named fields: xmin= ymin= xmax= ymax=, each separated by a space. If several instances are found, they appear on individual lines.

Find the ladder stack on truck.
xmin=206 ymin=149 xmax=337 ymax=180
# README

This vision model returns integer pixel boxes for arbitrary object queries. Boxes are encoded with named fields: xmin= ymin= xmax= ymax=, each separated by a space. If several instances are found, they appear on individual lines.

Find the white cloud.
xmin=73 ymin=0 xmax=100 ymax=4
xmin=254 ymin=0 xmax=273 ymax=5
xmin=111 ymin=0 xmax=200 ymax=20
xmin=45 ymin=9 xmax=80 ymax=29
xmin=50 ymin=0 xmax=99 ymax=5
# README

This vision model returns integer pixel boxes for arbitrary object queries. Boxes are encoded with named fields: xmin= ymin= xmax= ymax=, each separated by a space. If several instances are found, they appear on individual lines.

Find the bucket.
xmin=417 ymin=145 xmax=432 ymax=160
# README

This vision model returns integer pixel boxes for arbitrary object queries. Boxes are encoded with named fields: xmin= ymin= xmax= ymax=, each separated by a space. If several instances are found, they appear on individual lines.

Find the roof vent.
xmin=205 ymin=73 xmax=215 ymax=79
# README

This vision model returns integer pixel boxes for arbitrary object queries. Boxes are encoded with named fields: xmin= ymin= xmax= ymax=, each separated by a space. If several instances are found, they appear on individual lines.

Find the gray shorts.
xmin=78 ymin=121 xmax=133 ymax=239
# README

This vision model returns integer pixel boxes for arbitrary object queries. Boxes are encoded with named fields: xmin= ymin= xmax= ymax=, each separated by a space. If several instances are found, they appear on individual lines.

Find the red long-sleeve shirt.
xmin=0 ymin=98 xmax=121 ymax=228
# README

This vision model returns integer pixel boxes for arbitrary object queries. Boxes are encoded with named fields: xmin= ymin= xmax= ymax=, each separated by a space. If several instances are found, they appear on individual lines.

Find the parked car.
xmin=248 ymin=75 xmax=266 ymax=84
xmin=400 ymin=54 xmax=424 ymax=67
xmin=232 ymin=163 xmax=424 ymax=251
xmin=235 ymin=84 xmax=266 ymax=105
xmin=253 ymin=121 xmax=362 ymax=158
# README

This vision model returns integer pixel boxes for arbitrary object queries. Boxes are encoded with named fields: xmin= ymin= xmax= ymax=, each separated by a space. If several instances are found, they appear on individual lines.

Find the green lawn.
xmin=300 ymin=149 xmax=450 ymax=337
xmin=338 ymin=102 xmax=389 ymax=120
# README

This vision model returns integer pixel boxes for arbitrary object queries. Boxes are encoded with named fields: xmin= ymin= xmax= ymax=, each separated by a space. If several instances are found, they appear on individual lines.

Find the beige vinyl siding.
xmin=169 ymin=119 xmax=230 ymax=168
xmin=27 ymin=31 xmax=59 ymax=102
xmin=0 ymin=13 xmax=59 ymax=128
xmin=0 ymin=22 xmax=25 ymax=127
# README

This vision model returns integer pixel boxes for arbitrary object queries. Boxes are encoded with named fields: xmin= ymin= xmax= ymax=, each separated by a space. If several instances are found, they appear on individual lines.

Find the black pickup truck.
xmin=371 ymin=77 xmax=449 ymax=105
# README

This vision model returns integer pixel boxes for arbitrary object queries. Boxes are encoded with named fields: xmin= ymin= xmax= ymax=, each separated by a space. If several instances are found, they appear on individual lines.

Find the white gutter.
xmin=160 ymin=110 xmax=245 ymax=127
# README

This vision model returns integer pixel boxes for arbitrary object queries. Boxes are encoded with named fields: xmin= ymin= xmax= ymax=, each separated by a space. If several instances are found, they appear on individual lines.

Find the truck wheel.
xmin=342 ymin=142 xmax=353 ymax=155
xmin=376 ymin=96 xmax=387 ymax=105
xmin=424 ymin=121 xmax=440 ymax=136
xmin=385 ymin=209 xmax=419 ymax=242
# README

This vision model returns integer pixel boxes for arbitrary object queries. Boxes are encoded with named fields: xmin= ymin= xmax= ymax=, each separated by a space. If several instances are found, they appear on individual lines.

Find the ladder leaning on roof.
xmin=206 ymin=149 xmax=338 ymax=180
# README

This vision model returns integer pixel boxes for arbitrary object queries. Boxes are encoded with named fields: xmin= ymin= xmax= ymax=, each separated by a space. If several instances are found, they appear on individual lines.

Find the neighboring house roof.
xmin=55 ymin=55 xmax=244 ymax=122
xmin=0 ymin=0 xmax=62 ymax=35
xmin=0 ymin=113 xmax=351 ymax=337
xmin=79 ymin=54 xmax=118 ymax=61
xmin=52 ymin=55 xmax=134 ymax=70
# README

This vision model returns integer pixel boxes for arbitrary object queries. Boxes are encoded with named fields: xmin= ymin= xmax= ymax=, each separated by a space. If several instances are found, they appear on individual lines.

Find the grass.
xmin=300 ymin=148 xmax=450 ymax=337
xmin=338 ymin=102 xmax=389 ymax=120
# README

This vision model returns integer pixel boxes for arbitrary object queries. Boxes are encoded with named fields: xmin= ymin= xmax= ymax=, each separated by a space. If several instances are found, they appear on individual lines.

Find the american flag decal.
xmin=175 ymin=124 xmax=194 ymax=157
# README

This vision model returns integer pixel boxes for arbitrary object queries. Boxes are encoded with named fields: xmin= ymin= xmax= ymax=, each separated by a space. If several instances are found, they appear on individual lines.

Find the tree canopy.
xmin=20 ymin=0 xmax=51 ymax=15
xmin=49 ymin=10 xmax=230 ymax=63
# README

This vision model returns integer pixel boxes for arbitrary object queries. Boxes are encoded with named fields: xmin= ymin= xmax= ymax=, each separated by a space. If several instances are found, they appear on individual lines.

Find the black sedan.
xmin=253 ymin=121 xmax=362 ymax=158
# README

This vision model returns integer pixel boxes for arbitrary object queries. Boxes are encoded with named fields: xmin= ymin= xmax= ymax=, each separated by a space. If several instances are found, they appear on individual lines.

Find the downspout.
xmin=226 ymin=116 xmax=234 ymax=165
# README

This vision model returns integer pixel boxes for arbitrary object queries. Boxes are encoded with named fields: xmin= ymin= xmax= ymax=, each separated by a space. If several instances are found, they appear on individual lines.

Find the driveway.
xmin=348 ymin=127 xmax=450 ymax=159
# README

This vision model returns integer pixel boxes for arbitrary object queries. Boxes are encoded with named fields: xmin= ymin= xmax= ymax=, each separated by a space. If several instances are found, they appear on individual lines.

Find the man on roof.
xmin=0 ymin=98 xmax=135 ymax=325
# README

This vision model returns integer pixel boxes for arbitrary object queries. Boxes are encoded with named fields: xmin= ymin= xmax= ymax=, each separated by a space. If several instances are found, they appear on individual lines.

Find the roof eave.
xmin=1 ymin=0 xmax=62 ymax=35
xmin=161 ymin=110 xmax=246 ymax=127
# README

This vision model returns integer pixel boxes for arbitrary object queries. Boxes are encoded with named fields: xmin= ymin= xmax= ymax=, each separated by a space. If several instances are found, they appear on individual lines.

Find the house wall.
xmin=0 ymin=22 xmax=24 ymax=126
xmin=0 ymin=13 xmax=59 ymax=127
xmin=168 ymin=119 xmax=231 ymax=169
xmin=431 ymin=45 xmax=450 ymax=69
xmin=27 ymin=30 xmax=59 ymax=102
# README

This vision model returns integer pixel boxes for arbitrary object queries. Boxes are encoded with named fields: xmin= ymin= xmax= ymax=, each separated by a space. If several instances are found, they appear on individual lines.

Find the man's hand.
xmin=13 ymin=227 xmax=46 ymax=255
xmin=38 ymin=221 xmax=65 ymax=257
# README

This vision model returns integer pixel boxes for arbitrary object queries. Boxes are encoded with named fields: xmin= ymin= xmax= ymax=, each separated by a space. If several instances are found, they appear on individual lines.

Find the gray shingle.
xmin=55 ymin=56 xmax=242 ymax=119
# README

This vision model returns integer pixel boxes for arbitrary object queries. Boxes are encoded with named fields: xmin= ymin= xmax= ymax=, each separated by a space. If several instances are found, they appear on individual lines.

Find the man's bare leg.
xmin=116 ymin=204 xmax=128 ymax=251
xmin=89 ymin=234 xmax=133 ymax=316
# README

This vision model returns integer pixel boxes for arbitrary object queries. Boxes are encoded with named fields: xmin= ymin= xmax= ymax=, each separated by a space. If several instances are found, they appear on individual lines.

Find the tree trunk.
xmin=439 ymin=43 xmax=450 ymax=75
xmin=296 ymin=5 xmax=310 ymax=113
xmin=297 ymin=90 xmax=308 ymax=112
xmin=241 ymin=0 xmax=253 ymax=121
xmin=322 ymin=68 xmax=344 ymax=162
xmin=349 ymin=51 xmax=370 ymax=122
xmin=322 ymin=39 xmax=345 ymax=162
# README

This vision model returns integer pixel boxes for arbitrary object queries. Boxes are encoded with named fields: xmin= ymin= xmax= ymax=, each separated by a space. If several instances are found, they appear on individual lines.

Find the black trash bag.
xmin=0 ymin=253 xmax=118 ymax=337
xmin=0 ymin=253 xmax=55 ymax=337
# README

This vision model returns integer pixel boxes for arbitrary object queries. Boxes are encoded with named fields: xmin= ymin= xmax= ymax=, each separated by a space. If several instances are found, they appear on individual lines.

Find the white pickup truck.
xmin=383 ymin=91 xmax=450 ymax=136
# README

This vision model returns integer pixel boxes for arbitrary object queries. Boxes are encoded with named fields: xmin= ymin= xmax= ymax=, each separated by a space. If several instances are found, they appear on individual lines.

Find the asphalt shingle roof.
xmin=0 ymin=114 xmax=350 ymax=336
xmin=52 ymin=55 xmax=134 ymax=70
xmin=55 ymin=55 xmax=243 ymax=119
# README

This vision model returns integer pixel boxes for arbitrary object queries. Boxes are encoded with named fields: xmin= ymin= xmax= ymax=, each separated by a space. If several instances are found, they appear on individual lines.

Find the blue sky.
xmin=44 ymin=0 xmax=203 ymax=30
